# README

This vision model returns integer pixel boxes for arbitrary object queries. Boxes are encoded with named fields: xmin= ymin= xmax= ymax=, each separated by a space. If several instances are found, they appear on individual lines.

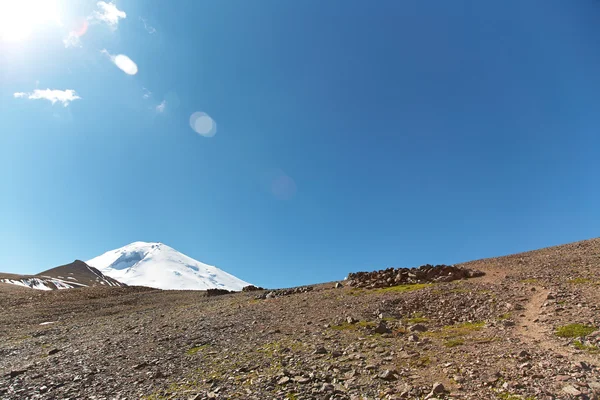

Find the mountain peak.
xmin=86 ymin=242 xmax=250 ymax=291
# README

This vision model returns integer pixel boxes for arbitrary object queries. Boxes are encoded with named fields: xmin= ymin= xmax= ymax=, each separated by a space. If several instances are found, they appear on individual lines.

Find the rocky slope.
xmin=0 ymin=238 xmax=599 ymax=399
xmin=0 ymin=260 xmax=125 ymax=290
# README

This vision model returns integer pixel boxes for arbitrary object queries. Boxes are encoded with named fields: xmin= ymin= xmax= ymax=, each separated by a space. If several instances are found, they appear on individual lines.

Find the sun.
xmin=0 ymin=0 xmax=61 ymax=42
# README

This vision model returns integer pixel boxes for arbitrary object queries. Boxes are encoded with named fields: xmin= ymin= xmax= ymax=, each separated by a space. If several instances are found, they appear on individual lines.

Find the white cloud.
xmin=90 ymin=1 xmax=126 ymax=30
xmin=63 ymin=32 xmax=82 ymax=48
xmin=101 ymin=49 xmax=138 ymax=75
xmin=142 ymin=87 xmax=152 ymax=99
xmin=156 ymin=100 xmax=166 ymax=113
xmin=139 ymin=17 xmax=156 ymax=34
xmin=13 ymin=89 xmax=81 ymax=107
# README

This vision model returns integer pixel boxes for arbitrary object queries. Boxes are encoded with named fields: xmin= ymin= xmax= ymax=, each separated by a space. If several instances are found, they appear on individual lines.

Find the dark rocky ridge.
xmin=0 ymin=260 xmax=125 ymax=290
xmin=36 ymin=260 xmax=125 ymax=288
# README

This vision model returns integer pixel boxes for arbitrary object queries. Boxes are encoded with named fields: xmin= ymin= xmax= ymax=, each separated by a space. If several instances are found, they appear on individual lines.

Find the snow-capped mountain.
xmin=86 ymin=242 xmax=251 ymax=291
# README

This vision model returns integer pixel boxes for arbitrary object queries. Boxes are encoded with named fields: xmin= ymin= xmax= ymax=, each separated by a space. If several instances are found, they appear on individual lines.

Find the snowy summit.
xmin=86 ymin=242 xmax=251 ymax=291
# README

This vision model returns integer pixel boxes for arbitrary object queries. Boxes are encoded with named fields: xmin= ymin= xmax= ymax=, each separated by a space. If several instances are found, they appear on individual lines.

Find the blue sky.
xmin=1 ymin=0 xmax=599 ymax=288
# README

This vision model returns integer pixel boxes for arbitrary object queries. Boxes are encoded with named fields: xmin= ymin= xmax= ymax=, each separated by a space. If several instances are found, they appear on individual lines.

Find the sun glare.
xmin=0 ymin=0 xmax=61 ymax=42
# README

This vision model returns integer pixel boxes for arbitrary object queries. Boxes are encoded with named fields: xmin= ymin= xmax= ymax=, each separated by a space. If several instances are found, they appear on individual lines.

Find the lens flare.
xmin=114 ymin=55 xmax=138 ymax=75
xmin=189 ymin=112 xmax=217 ymax=137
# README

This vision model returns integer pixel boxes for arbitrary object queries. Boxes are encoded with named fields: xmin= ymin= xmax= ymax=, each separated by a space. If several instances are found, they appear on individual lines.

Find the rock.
xmin=313 ymin=346 xmax=328 ymax=355
xmin=377 ymin=370 xmax=398 ymax=381
xmin=374 ymin=321 xmax=391 ymax=334
xmin=431 ymin=382 xmax=445 ymax=393
xmin=331 ymin=350 xmax=343 ymax=357
xmin=555 ymin=375 xmax=571 ymax=382
xmin=321 ymin=383 xmax=334 ymax=392
xmin=8 ymin=369 xmax=27 ymax=378
xmin=408 ymin=334 xmax=419 ymax=342
xmin=577 ymin=361 xmax=591 ymax=370
xmin=424 ymin=382 xmax=446 ymax=399
xmin=133 ymin=362 xmax=149 ymax=370
xmin=518 ymin=350 xmax=530 ymax=359
xmin=562 ymin=385 xmax=582 ymax=396
xmin=47 ymin=348 xmax=60 ymax=355
xmin=294 ymin=376 xmax=311 ymax=384
xmin=347 ymin=316 xmax=358 ymax=324
xmin=335 ymin=282 xmax=343 ymax=289
xmin=409 ymin=324 xmax=428 ymax=332
xmin=277 ymin=376 xmax=291 ymax=385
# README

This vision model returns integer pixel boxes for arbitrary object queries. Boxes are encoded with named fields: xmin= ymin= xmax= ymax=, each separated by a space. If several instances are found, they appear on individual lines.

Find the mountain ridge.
xmin=0 ymin=259 xmax=125 ymax=290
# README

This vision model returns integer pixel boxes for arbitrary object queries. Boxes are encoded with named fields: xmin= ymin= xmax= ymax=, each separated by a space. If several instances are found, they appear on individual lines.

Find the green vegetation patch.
xmin=555 ymin=324 xmax=596 ymax=338
xmin=450 ymin=288 xmax=472 ymax=294
xmin=519 ymin=279 xmax=539 ymax=284
xmin=403 ymin=311 xmax=429 ymax=324
xmin=444 ymin=338 xmax=464 ymax=347
xmin=568 ymin=278 xmax=593 ymax=284
xmin=496 ymin=392 xmax=537 ymax=400
xmin=373 ymin=283 xmax=431 ymax=294
xmin=498 ymin=313 xmax=511 ymax=321
xmin=573 ymin=340 xmax=600 ymax=354
xmin=186 ymin=344 xmax=210 ymax=356
xmin=427 ymin=321 xmax=485 ymax=340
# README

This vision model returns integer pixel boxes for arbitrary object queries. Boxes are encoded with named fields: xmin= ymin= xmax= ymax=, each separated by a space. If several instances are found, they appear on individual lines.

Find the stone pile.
xmin=242 ymin=285 xmax=265 ymax=292
xmin=347 ymin=264 xmax=485 ymax=288
xmin=256 ymin=286 xmax=313 ymax=300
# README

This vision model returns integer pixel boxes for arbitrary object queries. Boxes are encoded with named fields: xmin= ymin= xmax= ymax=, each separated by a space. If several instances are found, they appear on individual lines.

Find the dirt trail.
xmin=515 ymin=286 xmax=598 ymax=366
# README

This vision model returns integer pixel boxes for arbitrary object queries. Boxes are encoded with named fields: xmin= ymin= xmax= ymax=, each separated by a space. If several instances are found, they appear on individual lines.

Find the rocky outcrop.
xmin=242 ymin=285 xmax=265 ymax=292
xmin=346 ymin=264 xmax=484 ymax=288
xmin=205 ymin=288 xmax=234 ymax=297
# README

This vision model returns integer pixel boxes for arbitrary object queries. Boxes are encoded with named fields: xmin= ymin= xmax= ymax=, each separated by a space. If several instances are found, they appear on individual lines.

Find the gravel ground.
xmin=1 ymin=238 xmax=599 ymax=400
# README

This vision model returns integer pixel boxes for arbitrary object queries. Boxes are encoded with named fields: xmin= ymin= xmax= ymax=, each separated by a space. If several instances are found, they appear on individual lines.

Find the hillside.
xmin=0 ymin=238 xmax=599 ymax=399
xmin=0 ymin=260 xmax=125 ymax=290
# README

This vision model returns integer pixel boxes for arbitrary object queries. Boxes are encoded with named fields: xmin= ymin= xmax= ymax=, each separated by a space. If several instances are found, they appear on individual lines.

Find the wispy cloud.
xmin=142 ymin=88 xmax=152 ymax=99
xmin=101 ymin=49 xmax=138 ymax=75
xmin=139 ymin=17 xmax=156 ymax=34
xmin=156 ymin=100 xmax=167 ymax=113
xmin=90 ymin=1 xmax=126 ymax=30
xmin=63 ymin=31 xmax=82 ymax=48
xmin=13 ymin=89 xmax=81 ymax=107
